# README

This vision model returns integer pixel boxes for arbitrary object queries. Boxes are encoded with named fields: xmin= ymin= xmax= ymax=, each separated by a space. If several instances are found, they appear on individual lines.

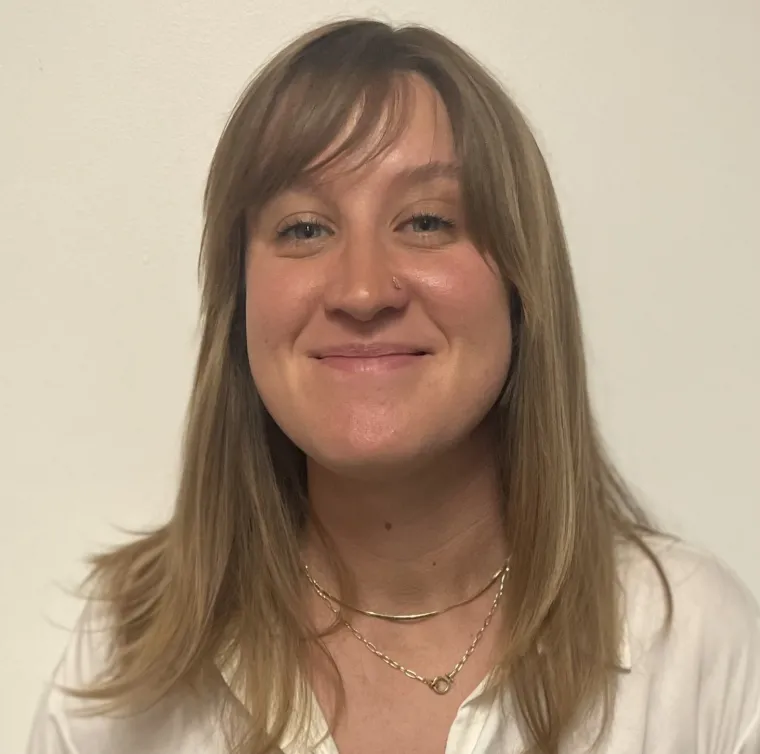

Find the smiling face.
xmin=245 ymin=76 xmax=512 ymax=476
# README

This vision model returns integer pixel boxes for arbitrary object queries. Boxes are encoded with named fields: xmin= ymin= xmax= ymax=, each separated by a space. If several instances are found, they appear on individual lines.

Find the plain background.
xmin=1 ymin=1 xmax=758 ymax=751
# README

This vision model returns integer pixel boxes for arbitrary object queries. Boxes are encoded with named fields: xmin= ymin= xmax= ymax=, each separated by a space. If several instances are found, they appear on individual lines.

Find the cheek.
xmin=244 ymin=255 xmax=319 ymax=356
xmin=419 ymin=253 xmax=512 ymax=352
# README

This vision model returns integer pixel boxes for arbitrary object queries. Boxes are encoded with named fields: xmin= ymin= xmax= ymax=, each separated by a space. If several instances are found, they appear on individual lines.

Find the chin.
xmin=303 ymin=434 xmax=436 ymax=481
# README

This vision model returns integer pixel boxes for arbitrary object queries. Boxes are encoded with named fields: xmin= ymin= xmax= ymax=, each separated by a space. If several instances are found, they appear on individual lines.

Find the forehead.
xmin=300 ymin=75 xmax=457 ymax=190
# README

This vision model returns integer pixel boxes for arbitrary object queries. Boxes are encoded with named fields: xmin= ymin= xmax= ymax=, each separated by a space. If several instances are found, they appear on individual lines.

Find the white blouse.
xmin=27 ymin=539 xmax=760 ymax=753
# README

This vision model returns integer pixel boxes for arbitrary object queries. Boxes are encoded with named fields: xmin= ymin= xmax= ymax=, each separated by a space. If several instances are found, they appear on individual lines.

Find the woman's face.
xmin=245 ymin=76 xmax=512 ymax=476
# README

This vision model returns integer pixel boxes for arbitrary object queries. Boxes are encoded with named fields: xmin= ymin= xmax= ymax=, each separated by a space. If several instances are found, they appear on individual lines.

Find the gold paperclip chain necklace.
xmin=305 ymin=564 xmax=509 ymax=695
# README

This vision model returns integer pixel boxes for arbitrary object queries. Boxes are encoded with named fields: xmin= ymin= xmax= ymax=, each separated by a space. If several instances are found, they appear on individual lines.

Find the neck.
xmin=302 ymin=430 xmax=507 ymax=615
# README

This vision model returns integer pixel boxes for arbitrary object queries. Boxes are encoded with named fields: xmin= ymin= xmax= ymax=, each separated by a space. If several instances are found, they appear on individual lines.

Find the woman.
xmin=27 ymin=18 xmax=759 ymax=754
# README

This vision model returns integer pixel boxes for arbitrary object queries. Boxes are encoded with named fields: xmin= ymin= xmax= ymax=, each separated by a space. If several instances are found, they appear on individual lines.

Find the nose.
xmin=322 ymin=230 xmax=407 ymax=322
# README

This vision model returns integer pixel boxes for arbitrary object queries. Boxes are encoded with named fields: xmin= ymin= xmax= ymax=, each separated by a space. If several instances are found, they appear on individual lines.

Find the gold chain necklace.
xmin=303 ymin=562 xmax=508 ymax=622
xmin=306 ymin=564 xmax=509 ymax=695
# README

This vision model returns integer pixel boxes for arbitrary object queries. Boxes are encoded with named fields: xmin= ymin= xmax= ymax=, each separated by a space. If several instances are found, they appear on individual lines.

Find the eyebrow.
xmin=287 ymin=160 xmax=461 ymax=195
xmin=389 ymin=161 xmax=461 ymax=189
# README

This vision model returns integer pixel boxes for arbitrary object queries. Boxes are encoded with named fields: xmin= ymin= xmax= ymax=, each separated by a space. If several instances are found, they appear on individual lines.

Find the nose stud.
xmin=392 ymin=276 xmax=402 ymax=290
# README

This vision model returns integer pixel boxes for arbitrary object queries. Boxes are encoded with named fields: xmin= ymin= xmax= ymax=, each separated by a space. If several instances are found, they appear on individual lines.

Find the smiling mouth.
xmin=310 ymin=344 xmax=430 ymax=373
xmin=314 ymin=353 xmax=428 ymax=373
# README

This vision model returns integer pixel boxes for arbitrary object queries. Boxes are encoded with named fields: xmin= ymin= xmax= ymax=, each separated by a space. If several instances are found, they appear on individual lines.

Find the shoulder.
xmin=617 ymin=536 xmax=760 ymax=746
xmin=618 ymin=535 xmax=759 ymax=648
xmin=26 ymin=602 xmax=223 ymax=754
xmin=27 ymin=602 xmax=118 ymax=754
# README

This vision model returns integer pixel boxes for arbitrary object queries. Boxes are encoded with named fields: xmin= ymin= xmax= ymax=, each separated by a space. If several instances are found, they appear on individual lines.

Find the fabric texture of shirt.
xmin=26 ymin=538 xmax=760 ymax=753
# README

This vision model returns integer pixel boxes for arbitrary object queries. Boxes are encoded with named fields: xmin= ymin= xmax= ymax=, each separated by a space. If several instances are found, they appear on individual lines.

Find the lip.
xmin=310 ymin=343 xmax=430 ymax=358
xmin=309 ymin=343 xmax=431 ymax=373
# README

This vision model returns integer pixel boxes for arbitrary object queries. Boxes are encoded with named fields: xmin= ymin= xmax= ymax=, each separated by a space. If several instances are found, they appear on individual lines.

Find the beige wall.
xmin=1 ymin=1 xmax=758 ymax=750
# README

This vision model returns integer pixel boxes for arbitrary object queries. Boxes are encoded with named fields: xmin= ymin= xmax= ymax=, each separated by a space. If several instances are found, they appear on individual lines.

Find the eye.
xmin=276 ymin=219 xmax=333 ymax=242
xmin=404 ymin=213 xmax=456 ymax=234
xmin=397 ymin=212 xmax=457 ymax=247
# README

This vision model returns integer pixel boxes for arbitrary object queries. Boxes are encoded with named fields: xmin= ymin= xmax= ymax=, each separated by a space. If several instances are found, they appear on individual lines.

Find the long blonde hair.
xmin=75 ymin=18 xmax=670 ymax=753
